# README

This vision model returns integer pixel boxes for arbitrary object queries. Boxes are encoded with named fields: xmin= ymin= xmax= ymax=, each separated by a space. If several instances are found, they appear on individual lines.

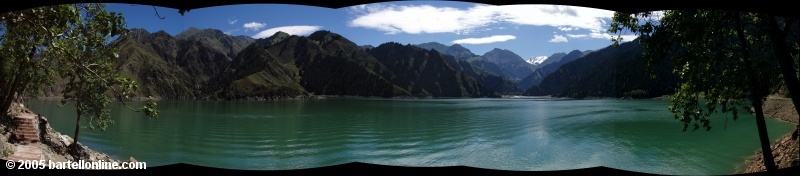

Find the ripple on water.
xmin=23 ymin=99 xmax=796 ymax=174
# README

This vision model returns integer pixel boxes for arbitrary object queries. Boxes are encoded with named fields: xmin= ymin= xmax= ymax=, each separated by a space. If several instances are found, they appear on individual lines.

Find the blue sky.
xmin=106 ymin=1 xmax=639 ymax=59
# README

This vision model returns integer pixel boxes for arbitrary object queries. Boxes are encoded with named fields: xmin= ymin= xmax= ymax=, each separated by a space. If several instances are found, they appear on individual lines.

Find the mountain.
xmin=212 ymin=30 xmax=415 ymax=99
xmin=359 ymin=45 xmax=375 ymax=50
xmin=581 ymin=50 xmax=595 ymax=57
xmin=175 ymin=27 xmax=255 ymax=61
xmin=517 ymin=50 xmax=585 ymax=90
xmin=415 ymin=42 xmax=449 ymax=54
xmin=524 ymin=39 xmax=679 ymax=98
xmin=112 ymin=29 xmax=196 ymax=99
xmin=527 ymin=56 xmax=549 ymax=66
xmin=537 ymin=52 xmax=567 ymax=68
xmin=254 ymin=31 xmax=290 ymax=46
xmin=208 ymin=32 xmax=309 ymax=100
xmin=110 ymin=28 xmax=256 ymax=99
xmin=75 ymin=28 xmax=528 ymax=100
xmin=551 ymin=50 xmax=585 ymax=69
xmin=482 ymin=48 xmax=537 ymax=83
xmin=449 ymin=57 xmax=521 ymax=94
xmin=415 ymin=42 xmax=478 ymax=59
xmin=463 ymin=56 xmax=507 ymax=78
xmin=367 ymin=42 xmax=498 ymax=97
xmin=413 ymin=42 xmax=519 ymax=94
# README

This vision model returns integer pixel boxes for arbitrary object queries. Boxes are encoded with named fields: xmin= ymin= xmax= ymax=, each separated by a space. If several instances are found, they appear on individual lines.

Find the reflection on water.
xmin=25 ymin=98 xmax=794 ymax=174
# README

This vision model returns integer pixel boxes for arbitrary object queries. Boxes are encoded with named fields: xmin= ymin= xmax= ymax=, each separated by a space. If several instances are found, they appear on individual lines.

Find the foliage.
xmin=608 ymin=9 xmax=797 ymax=172
xmin=609 ymin=10 xmax=781 ymax=131
xmin=624 ymin=89 xmax=649 ymax=99
xmin=0 ymin=4 xmax=158 ymax=146
xmin=2 ymin=149 xmax=12 ymax=157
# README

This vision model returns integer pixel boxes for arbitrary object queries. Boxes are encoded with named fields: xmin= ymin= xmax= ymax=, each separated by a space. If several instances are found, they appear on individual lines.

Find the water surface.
xmin=26 ymin=98 xmax=794 ymax=175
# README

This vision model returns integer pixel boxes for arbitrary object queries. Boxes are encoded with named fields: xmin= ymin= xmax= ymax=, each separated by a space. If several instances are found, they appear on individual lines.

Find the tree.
xmin=608 ymin=10 xmax=797 ymax=172
xmin=0 ymin=3 xmax=158 ymax=158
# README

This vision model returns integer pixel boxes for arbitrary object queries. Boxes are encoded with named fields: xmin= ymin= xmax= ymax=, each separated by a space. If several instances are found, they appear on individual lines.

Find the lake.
xmin=25 ymin=98 xmax=794 ymax=175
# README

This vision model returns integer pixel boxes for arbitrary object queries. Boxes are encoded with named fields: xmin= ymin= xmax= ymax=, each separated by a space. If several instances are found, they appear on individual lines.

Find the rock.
xmin=739 ymin=133 xmax=800 ymax=173
xmin=3 ymin=102 xmax=127 ymax=168
xmin=738 ymin=91 xmax=799 ymax=174
xmin=60 ymin=135 xmax=72 ymax=146
xmin=129 ymin=156 xmax=137 ymax=163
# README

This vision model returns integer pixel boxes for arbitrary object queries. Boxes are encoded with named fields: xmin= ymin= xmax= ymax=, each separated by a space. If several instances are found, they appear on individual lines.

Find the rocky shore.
xmin=2 ymin=102 xmax=137 ymax=168
xmin=738 ymin=96 xmax=799 ymax=173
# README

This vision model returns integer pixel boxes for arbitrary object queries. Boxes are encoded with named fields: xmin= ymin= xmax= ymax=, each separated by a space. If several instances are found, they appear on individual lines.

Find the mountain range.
xmin=524 ymin=39 xmax=679 ymax=98
xmin=517 ymin=49 xmax=594 ymax=90
xmin=415 ymin=42 xmax=537 ymax=90
xmin=88 ymin=28 xmax=541 ymax=100
xmin=44 ymin=27 xmax=677 ymax=100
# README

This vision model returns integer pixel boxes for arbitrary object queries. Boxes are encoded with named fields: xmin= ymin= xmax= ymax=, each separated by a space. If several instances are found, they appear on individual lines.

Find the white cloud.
xmin=646 ymin=11 xmax=665 ymax=21
xmin=348 ymin=4 xmax=391 ymax=14
xmin=224 ymin=29 xmax=240 ymax=35
xmin=348 ymin=4 xmax=615 ymax=35
xmin=616 ymin=34 xmax=639 ymax=42
xmin=243 ymin=22 xmax=267 ymax=31
xmin=452 ymin=35 xmax=516 ymax=44
xmin=587 ymin=29 xmax=631 ymax=40
xmin=567 ymin=32 xmax=638 ymax=42
xmin=252 ymin=25 xmax=323 ymax=39
xmin=558 ymin=27 xmax=576 ymax=31
xmin=228 ymin=19 xmax=238 ymax=25
xmin=566 ymin=34 xmax=587 ymax=38
xmin=549 ymin=35 xmax=568 ymax=43
xmin=348 ymin=4 xmax=497 ymax=35
xmin=589 ymin=31 xmax=612 ymax=39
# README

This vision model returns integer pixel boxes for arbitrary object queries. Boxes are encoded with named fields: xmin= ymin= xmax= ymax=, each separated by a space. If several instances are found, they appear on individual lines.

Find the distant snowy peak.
xmin=527 ymin=56 xmax=548 ymax=65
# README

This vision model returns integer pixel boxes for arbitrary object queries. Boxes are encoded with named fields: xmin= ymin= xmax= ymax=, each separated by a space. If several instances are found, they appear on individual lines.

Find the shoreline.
xmin=30 ymin=90 xmax=678 ymax=102
xmin=737 ymin=96 xmax=799 ymax=173
xmin=15 ymin=94 xmax=796 ymax=173
xmin=29 ymin=94 xmax=517 ymax=102
xmin=2 ymin=102 xmax=137 ymax=169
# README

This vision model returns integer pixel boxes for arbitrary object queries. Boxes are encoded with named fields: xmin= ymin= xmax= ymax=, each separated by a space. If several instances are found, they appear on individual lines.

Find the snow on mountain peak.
xmin=527 ymin=56 xmax=548 ymax=65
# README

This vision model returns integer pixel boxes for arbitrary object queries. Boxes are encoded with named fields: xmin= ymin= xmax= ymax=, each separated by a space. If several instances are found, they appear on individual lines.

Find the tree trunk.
xmin=735 ymin=12 xmax=777 ymax=172
xmin=752 ymin=98 xmax=778 ymax=172
xmin=0 ymin=93 xmax=15 ymax=119
xmin=0 ymin=73 xmax=23 ymax=120
xmin=766 ymin=14 xmax=800 ymax=174
xmin=0 ymin=55 xmax=7 ymax=112
xmin=0 ymin=47 xmax=35 ymax=119
xmin=765 ymin=14 xmax=800 ymax=137
xmin=72 ymin=107 xmax=82 ymax=151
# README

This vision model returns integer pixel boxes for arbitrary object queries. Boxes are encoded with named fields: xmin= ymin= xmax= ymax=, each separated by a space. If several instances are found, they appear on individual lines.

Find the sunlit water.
xmin=25 ymin=98 xmax=794 ymax=175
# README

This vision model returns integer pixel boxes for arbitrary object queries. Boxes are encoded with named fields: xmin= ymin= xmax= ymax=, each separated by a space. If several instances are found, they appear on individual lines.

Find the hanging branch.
xmin=153 ymin=6 xmax=165 ymax=19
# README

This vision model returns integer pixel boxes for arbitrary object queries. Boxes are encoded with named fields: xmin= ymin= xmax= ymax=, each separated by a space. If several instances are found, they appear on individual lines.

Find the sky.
xmin=106 ymin=1 xmax=640 ymax=59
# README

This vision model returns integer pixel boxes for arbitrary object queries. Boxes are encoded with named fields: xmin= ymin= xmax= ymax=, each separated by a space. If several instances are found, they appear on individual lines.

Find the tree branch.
xmin=153 ymin=6 xmax=165 ymax=19
xmin=77 ymin=63 xmax=142 ymax=112
xmin=59 ymin=45 xmax=143 ymax=113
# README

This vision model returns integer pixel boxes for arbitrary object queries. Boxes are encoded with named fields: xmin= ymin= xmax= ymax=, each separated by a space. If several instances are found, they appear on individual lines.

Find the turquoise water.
xmin=25 ymin=98 xmax=794 ymax=175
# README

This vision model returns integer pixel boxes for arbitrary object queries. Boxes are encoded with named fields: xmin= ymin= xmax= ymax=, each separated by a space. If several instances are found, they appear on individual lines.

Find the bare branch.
xmin=153 ymin=6 xmax=165 ymax=19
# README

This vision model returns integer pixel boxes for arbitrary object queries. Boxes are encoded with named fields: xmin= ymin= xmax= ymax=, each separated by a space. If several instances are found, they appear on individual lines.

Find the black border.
xmin=2 ymin=0 xmax=799 ymax=175
xmin=1 ymin=159 xmax=798 ymax=175
xmin=0 ymin=0 xmax=798 ymax=19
